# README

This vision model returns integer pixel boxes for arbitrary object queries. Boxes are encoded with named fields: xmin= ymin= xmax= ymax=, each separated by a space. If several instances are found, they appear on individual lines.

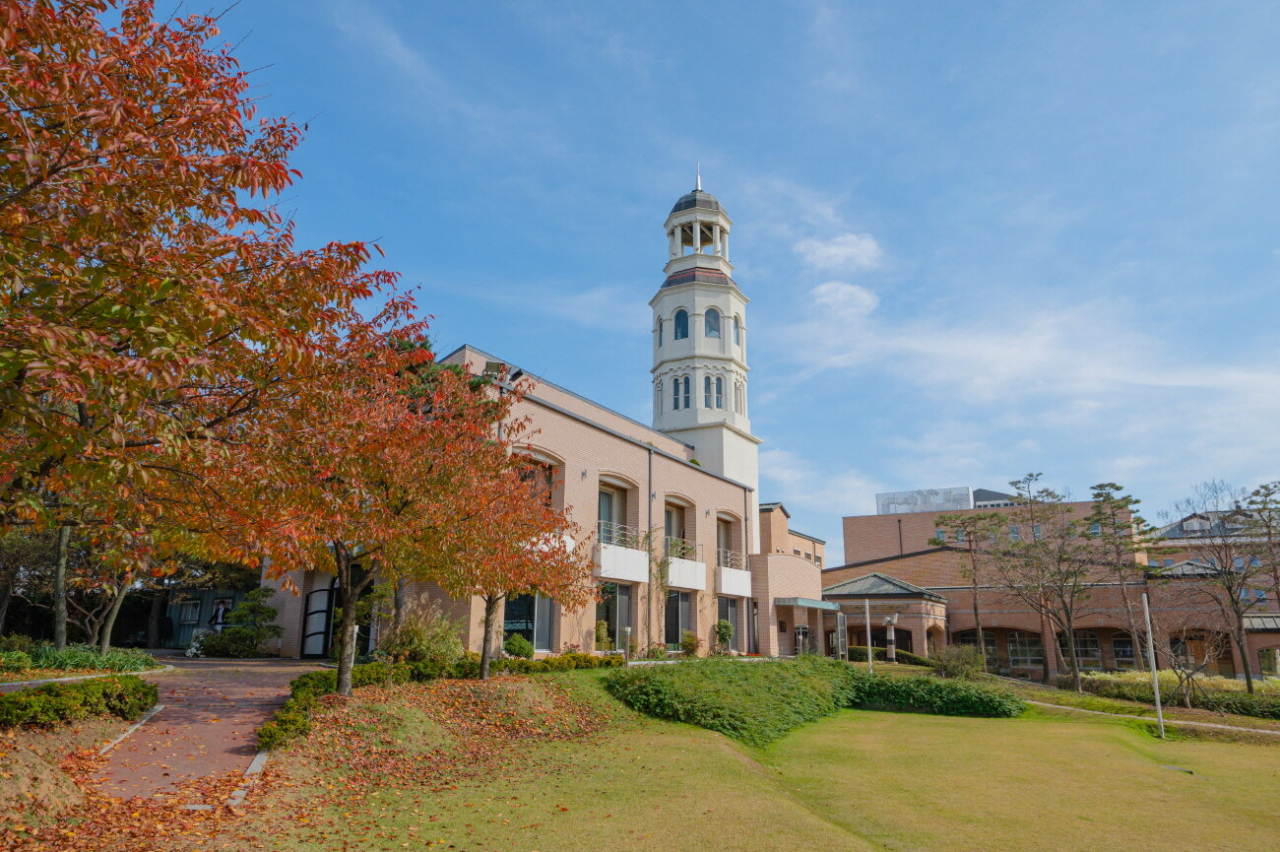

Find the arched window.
xmin=674 ymin=310 xmax=689 ymax=340
xmin=672 ymin=379 xmax=680 ymax=411
xmin=1007 ymin=631 xmax=1044 ymax=668
xmin=733 ymin=316 xmax=741 ymax=345
xmin=714 ymin=377 xmax=724 ymax=408
xmin=1056 ymin=631 xmax=1102 ymax=670
xmin=655 ymin=380 xmax=663 ymax=414
xmin=657 ymin=318 xmax=663 ymax=347
xmin=705 ymin=308 xmax=721 ymax=338
xmin=681 ymin=376 xmax=691 ymax=410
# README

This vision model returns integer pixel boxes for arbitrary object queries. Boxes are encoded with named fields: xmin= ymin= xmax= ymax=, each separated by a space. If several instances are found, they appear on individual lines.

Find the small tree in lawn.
xmin=1086 ymin=484 xmax=1150 ymax=671
xmin=990 ymin=474 xmax=1097 ymax=690
xmin=1164 ymin=481 xmax=1267 ymax=694
xmin=930 ymin=512 xmax=1002 ymax=672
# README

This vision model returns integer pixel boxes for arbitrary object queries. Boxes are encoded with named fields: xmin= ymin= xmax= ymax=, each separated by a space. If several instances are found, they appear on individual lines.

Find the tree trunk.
xmin=0 ymin=575 xmax=12 ymax=634
xmin=1064 ymin=618 xmax=1082 ymax=692
xmin=1233 ymin=622 xmax=1254 ymax=694
xmin=99 ymin=580 xmax=129 ymax=654
xmin=392 ymin=578 xmax=407 ymax=632
xmin=480 ymin=594 xmax=501 ymax=680
xmin=54 ymin=524 xmax=71 ymax=651
xmin=147 ymin=587 xmax=170 ymax=648
xmin=334 ymin=544 xmax=359 ymax=697
xmin=970 ymin=555 xmax=986 ymax=673
xmin=1116 ymin=579 xmax=1145 ymax=672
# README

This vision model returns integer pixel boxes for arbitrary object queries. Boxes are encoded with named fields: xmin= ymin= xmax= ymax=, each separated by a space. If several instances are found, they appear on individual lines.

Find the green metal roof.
xmin=774 ymin=597 xmax=841 ymax=612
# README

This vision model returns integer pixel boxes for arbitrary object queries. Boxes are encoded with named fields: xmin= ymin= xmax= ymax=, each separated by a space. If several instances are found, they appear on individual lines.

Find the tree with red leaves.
xmin=0 ymin=0 xmax=406 ymax=579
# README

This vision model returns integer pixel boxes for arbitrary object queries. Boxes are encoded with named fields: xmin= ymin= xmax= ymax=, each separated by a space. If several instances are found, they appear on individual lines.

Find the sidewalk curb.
xmin=98 ymin=703 xmax=167 ymax=755
xmin=2 ymin=664 xmax=174 ymax=691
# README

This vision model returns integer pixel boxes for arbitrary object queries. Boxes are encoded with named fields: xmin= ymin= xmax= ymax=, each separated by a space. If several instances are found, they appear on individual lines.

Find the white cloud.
xmin=794 ymin=233 xmax=884 ymax=272
xmin=759 ymin=446 xmax=884 ymax=564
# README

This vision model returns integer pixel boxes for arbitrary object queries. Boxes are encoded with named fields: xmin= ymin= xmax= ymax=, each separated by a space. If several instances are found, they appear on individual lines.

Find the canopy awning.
xmin=1245 ymin=613 xmax=1280 ymax=632
xmin=775 ymin=597 xmax=840 ymax=612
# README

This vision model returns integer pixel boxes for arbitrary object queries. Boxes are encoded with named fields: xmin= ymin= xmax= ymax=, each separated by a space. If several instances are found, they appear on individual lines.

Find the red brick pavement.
xmin=95 ymin=658 xmax=317 ymax=803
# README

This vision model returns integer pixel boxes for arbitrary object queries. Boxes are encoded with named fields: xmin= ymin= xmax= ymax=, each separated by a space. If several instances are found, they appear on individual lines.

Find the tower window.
xmin=715 ymin=377 xmax=724 ymax=409
xmin=674 ymin=310 xmax=689 ymax=340
xmin=733 ymin=316 xmax=741 ymax=345
xmin=705 ymin=308 xmax=721 ymax=338
xmin=704 ymin=376 xmax=712 ymax=408
xmin=672 ymin=379 xmax=679 ymax=411
xmin=657 ymin=319 xmax=663 ymax=346
xmin=682 ymin=376 xmax=691 ymax=410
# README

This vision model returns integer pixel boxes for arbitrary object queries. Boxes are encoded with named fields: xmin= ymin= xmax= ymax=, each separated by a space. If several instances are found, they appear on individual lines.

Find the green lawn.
xmin=236 ymin=669 xmax=1280 ymax=852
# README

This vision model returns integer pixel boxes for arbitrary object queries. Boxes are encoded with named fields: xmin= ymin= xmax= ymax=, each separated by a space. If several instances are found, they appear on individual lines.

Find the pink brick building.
xmin=263 ymin=183 xmax=831 ymax=661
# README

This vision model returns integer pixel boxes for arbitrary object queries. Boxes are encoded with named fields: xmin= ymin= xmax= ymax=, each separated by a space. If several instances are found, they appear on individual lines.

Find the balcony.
xmin=716 ymin=564 xmax=753 ymax=598
xmin=665 ymin=537 xmax=707 ymax=591
xmin=595 ymin=521 xmax=649 ymax=584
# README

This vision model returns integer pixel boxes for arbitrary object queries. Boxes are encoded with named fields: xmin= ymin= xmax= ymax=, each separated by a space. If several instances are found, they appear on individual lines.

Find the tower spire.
xmin=696 ymin=161 xmax=701 ymax=191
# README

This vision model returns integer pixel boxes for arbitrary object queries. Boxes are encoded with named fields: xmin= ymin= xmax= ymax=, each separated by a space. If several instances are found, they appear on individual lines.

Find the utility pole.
xmin=1142 ymin=592 xmax=1165 ymax=739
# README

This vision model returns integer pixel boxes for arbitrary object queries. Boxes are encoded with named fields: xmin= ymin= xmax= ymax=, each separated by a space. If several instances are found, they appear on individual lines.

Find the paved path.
xmin=1026 ymin=699 xmax=1280 ymax=736
xmin=95 ymin=658 xmax=317 ymax=803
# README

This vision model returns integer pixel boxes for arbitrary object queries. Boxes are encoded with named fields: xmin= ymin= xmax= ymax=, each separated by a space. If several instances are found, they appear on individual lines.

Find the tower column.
xmin=722 ymin=231 xmax=730 ymax=261
xmin=692 ymin=220 xmax=701 ymax=253
xmin=712 ymin=223 xmax=721 ymax=255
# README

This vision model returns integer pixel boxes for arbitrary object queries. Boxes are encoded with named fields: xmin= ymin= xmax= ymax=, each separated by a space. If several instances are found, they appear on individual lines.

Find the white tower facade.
xmin=651 ymin=185 xmax=762 ymax=538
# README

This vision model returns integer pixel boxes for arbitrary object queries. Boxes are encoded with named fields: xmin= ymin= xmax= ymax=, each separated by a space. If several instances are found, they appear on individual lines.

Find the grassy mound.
xmin=605 ymin=657 xmax=1023 ymax=746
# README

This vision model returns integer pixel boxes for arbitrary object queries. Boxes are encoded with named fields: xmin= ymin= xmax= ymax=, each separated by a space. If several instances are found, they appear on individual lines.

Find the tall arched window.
xmin=704 ymin=375 xmax=712 ymax=408
xmin=705 ymin=308 xmax=721 ymax=338
xmin=657 ymin=319 xmax=663 ymax=346
xmin=714 ymin=377 xmax=724 ymax=408
xmin=681 ymin=376 xmax=691 ymax=410
xmin=672 ymin=379 xmax=680 ymax=410
xmin=733 ymin=316 xmax=741 ymax=345
xmin=674 ymin=310 xmax=689 ymax=340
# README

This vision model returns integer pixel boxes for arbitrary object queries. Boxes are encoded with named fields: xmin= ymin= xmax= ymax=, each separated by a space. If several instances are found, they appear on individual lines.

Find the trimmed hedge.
xmin=258 ymin=653 xmax=627 ymax=750
xmin=1066 ymin=674 xmax=1280 ymax=720
xmin=605 ymin=657 xmax=1023 ymax=746
xmin=0 ymin=675 xmax=158 ymax=728
xmin=846 ymin=646 xmax=934 ymax=667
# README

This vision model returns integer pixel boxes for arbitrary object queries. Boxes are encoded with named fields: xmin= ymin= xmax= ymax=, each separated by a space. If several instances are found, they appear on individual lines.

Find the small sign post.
xmin=1141 ymin=592 xmax=1165 ymax=740
xmin=865 ymin=598 xmax=874 ymax=675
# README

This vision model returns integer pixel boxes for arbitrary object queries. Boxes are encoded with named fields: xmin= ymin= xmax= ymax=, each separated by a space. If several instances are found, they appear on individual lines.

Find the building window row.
xmin=659 ymin=309 xmax=744 ymax=347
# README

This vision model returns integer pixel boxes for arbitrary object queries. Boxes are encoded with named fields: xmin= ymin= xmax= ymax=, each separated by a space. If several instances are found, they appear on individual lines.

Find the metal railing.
xmin=598 ymin=520 xmax=644 ymax=550
xmin=664 ymin=536 xmax=703 ymax=563
xmin=716 ymin=548 xmax=744 ymax=570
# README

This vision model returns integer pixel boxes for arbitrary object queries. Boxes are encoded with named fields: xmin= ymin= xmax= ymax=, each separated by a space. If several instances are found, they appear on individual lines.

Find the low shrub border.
xmin=846 ymin=646 xmax=934 ymax=667
xmin=605 ymin=657 xmax=1023 ymax=746
xmin=0 ymin=675 xmax=158 ymax=728
xmin=257 ymin=652 xmax=628 ymax=750
xmin=1064 ymin=674 xmax=1280 ymax=720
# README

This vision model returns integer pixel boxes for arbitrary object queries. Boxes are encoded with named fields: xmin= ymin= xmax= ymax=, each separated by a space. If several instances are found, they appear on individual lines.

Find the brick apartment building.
xmin=823 ymin=488 xmax=1280 ymax=680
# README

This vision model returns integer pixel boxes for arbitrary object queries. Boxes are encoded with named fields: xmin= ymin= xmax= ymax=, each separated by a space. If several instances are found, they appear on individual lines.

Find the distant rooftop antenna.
xmin=696 ymin=161 xmax=701 ymax=191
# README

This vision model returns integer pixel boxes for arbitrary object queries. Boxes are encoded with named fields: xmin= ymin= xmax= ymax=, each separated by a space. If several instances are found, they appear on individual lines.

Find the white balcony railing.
xmin=665 ymin=537 xmax=706 ymax=590
xmin=716 ymin=548 xmax=743 ymax=570
xmin=595 ymin=521 xmax=648 ymax=584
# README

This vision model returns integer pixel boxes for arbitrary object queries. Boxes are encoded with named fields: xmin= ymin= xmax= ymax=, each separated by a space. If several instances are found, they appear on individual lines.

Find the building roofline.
xmin=821 ymin=547 xmax=960 ymax=572
xmin=440 ymin=343 xmax=753 ymax=493
xmin=788 ymin=529 xmax=826 ymax=545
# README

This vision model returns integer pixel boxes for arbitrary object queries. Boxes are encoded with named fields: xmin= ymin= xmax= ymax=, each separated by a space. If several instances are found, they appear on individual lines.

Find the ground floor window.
xmin=717 ymin=596 xmax=739 ymax=650
xmin=1111 ymin=633 xmax=1137 ymax=669
xmin=505 ymin=594 xmax=554 ymax=653
xmin=954 ymin=629 xmax=997 ymax=667
xmin=1057 ymin=630 xmax=1102 ymax=670
xmin=596 ymin=583 xmax=633 ymax=651
xmin=1007 ymin=630 xmax=1044 ymax=668
xmin=665 ymin=590 xmax=692 ymax=649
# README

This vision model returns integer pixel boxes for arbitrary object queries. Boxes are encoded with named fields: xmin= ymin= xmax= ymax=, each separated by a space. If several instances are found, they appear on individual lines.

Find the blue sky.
xmin=221 ymin=1 xmax=1280 ymax=563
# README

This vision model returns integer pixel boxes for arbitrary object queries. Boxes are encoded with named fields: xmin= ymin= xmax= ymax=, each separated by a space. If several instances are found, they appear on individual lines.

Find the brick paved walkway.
xmin=95 ymin=658 xmax=317 ymax=803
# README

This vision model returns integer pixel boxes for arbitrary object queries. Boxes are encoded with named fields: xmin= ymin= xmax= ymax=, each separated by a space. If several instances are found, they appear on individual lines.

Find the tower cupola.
xmin=650 ymin=180 xmax=760 ymax=538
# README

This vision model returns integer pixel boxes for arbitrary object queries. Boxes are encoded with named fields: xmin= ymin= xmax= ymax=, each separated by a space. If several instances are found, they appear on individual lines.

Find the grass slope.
xmin=764 ymin=705 xmax=1280 ymax=852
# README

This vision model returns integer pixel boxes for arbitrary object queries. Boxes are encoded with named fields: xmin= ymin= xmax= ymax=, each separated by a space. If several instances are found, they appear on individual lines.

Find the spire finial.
xmin=696 ymin=161 xmax=701 ymax=191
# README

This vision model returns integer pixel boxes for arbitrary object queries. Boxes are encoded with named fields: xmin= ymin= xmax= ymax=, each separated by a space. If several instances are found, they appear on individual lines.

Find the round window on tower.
xmin=705 ymin=308 xmax=721 ymax=338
